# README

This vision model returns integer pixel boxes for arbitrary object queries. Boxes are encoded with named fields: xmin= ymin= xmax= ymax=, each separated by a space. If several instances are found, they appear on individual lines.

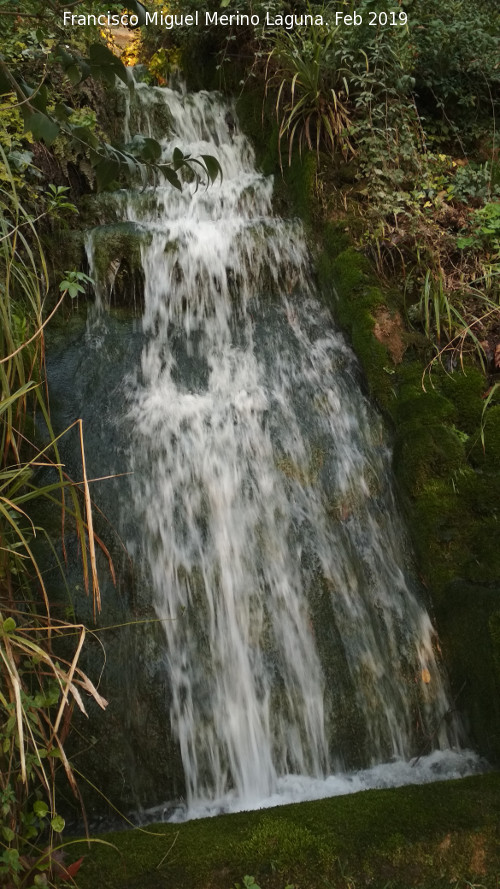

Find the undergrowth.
xmin=0 ymin=150 xmax=109 ymax=887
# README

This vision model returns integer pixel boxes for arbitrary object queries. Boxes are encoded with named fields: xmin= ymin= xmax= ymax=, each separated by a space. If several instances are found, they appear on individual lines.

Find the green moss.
xmin=319 ymin=247 xmax=399 ymax=409
xmin=351 ymin=322 xmax=395 ymax=410
xmin=408 ymin=480 xmax=471 ymax=592
xmin=438 ymin=582 xmax=500 ymax=760
xmin=75 ymin=773 xmax=500 ymax=889
xmin=275 ymin=448 xmax=324 ymax=486
xmin=457 ymin=469 xmax=500 ymax=517
xmin=395 ymin=424 xmax=466 ymax=494
xmin=470 ymin=404 xmax=500 ymax=470
xmin=439 ymin=367 xmax=486 ymax=434
xmin=89 ymin=222 xmax=150 ymax=307
xmin=236 ymin=91 xmax=279 ymax=178
xmin=240 ymin=817 xmax=327 ymax=876
xmin=395 ymin=388 xmax=457 ymax=428
xmin=468 ymin=517 xmax=500 ymax=582
xmin=318 ymin=220 xmax=351 ymax=264
xmin=282 ymin=152 xmax=317 ymax=226
xmin=328 ymin=246 xmax=371 ymax=299
xmin=490 ymin=611 xmax=500 ymax=686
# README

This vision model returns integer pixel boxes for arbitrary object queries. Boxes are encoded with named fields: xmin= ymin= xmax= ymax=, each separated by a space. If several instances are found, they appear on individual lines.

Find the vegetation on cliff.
xmin=0 ymin=0 xmax=499 ymax=884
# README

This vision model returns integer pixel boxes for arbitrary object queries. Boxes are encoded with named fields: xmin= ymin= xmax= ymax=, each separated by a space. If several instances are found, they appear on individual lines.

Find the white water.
xmin=87 ymin=80 xmax=482 ymax=818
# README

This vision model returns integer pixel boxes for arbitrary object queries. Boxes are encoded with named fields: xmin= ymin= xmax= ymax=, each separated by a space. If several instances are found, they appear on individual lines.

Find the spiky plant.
xmin=265 ymin=23 xmax=354 ymax=166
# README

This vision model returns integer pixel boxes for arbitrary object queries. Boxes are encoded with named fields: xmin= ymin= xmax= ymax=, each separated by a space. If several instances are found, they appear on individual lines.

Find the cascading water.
xmin=84 ymin=78 xmax=481 ymax=819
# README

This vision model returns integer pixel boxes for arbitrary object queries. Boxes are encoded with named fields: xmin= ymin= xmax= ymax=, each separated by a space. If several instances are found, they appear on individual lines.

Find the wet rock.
xmin=87 ymin=221 xmax=150 ymax=309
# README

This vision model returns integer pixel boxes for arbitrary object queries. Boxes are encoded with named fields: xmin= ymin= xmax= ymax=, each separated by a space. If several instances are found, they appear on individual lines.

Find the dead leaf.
xmin=60 ymin=856 xmax=84 ymax=881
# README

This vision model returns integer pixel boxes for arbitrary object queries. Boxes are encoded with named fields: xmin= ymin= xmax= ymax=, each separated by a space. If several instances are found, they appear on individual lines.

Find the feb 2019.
xmin=335 ymin=10 xmax=408 ymax=26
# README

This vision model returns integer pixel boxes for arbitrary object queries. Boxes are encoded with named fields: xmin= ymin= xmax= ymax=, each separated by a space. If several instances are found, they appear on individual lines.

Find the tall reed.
xmin=1 ymin=150 xmax=107 ymax=887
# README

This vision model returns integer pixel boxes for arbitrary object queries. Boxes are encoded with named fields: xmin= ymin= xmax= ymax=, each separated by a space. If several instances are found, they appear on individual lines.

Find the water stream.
xmin=79 ymin=80 xmax=482 ymax=819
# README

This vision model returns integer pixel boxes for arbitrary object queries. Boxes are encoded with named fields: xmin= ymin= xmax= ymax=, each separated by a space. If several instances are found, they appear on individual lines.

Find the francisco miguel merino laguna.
xmin=62 ymin=9 xmax=327 ymax=29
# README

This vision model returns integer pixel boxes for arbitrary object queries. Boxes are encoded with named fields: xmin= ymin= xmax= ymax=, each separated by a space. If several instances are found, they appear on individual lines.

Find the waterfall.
xmin=85 ymin=80 xmax=480 ymax=819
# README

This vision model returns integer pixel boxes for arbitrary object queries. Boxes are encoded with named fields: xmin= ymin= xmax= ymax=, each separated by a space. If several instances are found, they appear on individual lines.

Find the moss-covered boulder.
xmin=438 ymin=582 xmax=500 ymax=758
xmin=87 ymin=222 xmax=151 ymax=309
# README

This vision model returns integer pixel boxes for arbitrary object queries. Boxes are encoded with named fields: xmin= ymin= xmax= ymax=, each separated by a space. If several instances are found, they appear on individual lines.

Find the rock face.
xmin=318 ymin=227 xmax=500 ymax=764
xmin=373 ymin=307 xmax=406 ymax=364
xmin=85 ymin=222 xmax=149 ymax=309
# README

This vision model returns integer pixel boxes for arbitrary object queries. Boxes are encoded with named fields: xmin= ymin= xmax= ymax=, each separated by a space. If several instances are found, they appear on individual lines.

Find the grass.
xmin=265 ymin=24 xmax=353 ymax=168
xmin=0 ymin=149 xmax=109 ymax=885
xmin=75 ymin=772 xmax=500 ymax=889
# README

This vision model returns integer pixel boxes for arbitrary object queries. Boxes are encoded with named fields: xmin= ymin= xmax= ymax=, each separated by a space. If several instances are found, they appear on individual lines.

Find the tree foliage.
xmin=0 ymin=0 xmax=221 ymax=191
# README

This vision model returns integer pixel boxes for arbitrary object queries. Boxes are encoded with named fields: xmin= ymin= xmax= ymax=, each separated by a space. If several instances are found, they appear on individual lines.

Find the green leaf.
xmin=50 ymin=815 xmax=65 ymax=833
xmin=33 ymin=800 xmax=48 ymax=818
xmin=30 ymin=84 xmax=48 ymax=114
xmin=7 ymin=149 xmax=32 ymax=171
xmin=160 ymin=166 xmax=182 ymax=190
xmin=89 ymin=42 xmax=129 ymax=87
xmin=124 ymin=134 xmax=161 ymax=161
xmin=201 ymin=154 xmax=222 ymax=184
xmin=1 ymin=848 xmax=21 ymax=872
xmin=94 ymin=157 xmax=121 ymax=191
xmin=172 ymin=146 xmax=185 ymax=170
xmin=141 ymin=137 xmax=162 ymax=163
xmin=53 ymin=102 xmax=72 ymax=122
xmin=66 ymin=64 xmax=82 ymax=86
xmin=55 ymin=45 xmax=74 ymax=67
xmin=2 ymin=617 xmax=16 ymax=633
xmin=0 ymin=66 xmax=13 ymax=96
xmin=1 ymin=827 xmax=15 ymax=842
xmin=70 ymin=124 xmax=99 ymax=150
xmin=23 ymin=112 xmax=59 ymax=147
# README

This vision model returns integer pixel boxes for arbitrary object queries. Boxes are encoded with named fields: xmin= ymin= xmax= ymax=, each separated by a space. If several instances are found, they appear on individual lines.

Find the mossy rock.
xmin=319 ymin=247 xmax=398 ymax=409
xmin=88 ymin=222 xmax=150 ymax=308
xmin=470 ymin=404 xmax=500 ymax=470
xmin=467 ymin=517 xmax=500 ymax=583
xmin=395 ymin=388 xmax=457 ymax=429
xmin=350 ymin=321 xmax=395 ymax=409
xmin=75 ymin=773 xmax=500 ymax=889
xmin=452 ymin=467 xmax=500 ymax=519
xmin=394 ymin=424 xmax=466 ymax=496
xmin=236 ymin=91 xmax=280 ymax=178
xmin=439 ymin=367 xmax=486 ymax=434
xmin=490 ymin=610 xmax=500 ymax=686
xmin=79 ymin=192 xmax=124 ymax=227
xmin=329 ymin=246 xmax=371 ymax=299
xmin=283 ymin=152 xmax=317 ymax=226
xmin=407 ymin=480 xmax=472 ymax=593
xmin=438 ymin=581 xmax=500 ymax=760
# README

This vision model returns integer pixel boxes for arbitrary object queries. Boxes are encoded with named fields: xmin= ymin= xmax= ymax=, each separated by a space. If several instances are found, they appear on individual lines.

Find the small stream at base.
xmin=49 ymin=80 xmax=484 ymax=823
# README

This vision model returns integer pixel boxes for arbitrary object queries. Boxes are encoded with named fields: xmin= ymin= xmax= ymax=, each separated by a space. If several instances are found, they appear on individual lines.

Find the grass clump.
xmin=0 ymin=151 xmax=109 ymax=886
